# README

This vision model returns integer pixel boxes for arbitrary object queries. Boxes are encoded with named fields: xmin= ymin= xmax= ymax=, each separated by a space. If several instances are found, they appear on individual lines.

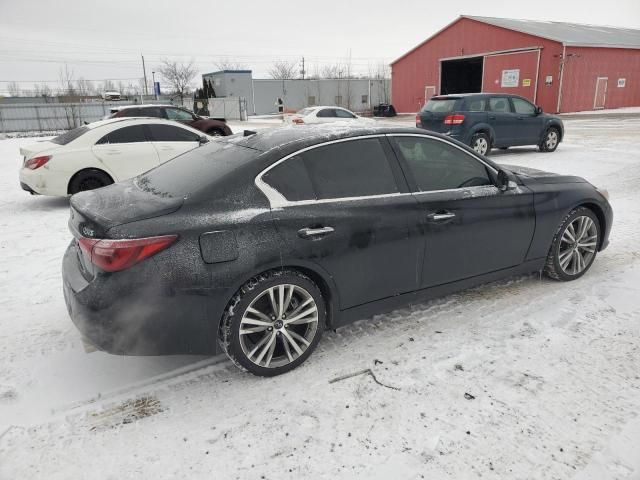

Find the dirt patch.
xmin=88 ymin=395 xmax=164 ymax=432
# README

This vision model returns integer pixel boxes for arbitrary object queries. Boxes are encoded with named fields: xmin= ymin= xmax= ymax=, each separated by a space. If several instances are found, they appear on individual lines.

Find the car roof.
xmin=112 ymin=104 xmax=183 ymax=111
xmin=431 ymin=93 xmax=522 ymax=100
xmin=88 ymin=117 xmax=199 ymax=130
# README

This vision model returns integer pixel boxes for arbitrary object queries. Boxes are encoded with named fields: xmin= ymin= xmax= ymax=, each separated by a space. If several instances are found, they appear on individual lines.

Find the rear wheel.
xmin=221 ymin=270 xmax=325 ymax=376
xmin=544 ymin=207 xmax=600 ymax=281
xmin=207 ymin=128 xmax=224 ymax=137
xmin=470 ymin=132 xmax=490 ymax=156
xmin=68 ymin=169 xmax=114 ymax=194
xmin=540 ymin=127 xmax=560 ymax=152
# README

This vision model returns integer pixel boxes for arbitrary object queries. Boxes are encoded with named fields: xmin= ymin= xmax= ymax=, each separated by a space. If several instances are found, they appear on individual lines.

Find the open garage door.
xmin=482 ymin=49 xmax=540 ymax=103
xmin=440 ymin=57 xmax=483 ymax=94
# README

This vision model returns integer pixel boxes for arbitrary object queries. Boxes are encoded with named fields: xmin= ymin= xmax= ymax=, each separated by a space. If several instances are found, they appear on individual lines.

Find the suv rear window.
xmin=51 ymin=126 xmax=89 ymax=145
xmin=422 ymin=99 xmax=458 ymax=113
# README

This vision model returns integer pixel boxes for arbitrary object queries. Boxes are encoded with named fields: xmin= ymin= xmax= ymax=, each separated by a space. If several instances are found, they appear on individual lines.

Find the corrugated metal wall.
xmin=482 ymin=50 xmax=540 ymax=102
xmin=0 ymin=102 xmax=132 ymax=133
xmin=391 ymin=17 xmax=564 ymax=113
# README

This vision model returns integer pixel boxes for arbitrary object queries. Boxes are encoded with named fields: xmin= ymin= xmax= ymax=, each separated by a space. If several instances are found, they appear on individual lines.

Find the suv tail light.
xmin=444 ymin=114 xmax=465 ymax=125
xmin=415 ymin=114 xmax=421 ymax=126
xmin=78 ymin=235 xmax=177 ymax=272
xmin=24 ymin=155 xmax=52 ymax=170
xmin=292 ymin=117 xmax=305 ymax=125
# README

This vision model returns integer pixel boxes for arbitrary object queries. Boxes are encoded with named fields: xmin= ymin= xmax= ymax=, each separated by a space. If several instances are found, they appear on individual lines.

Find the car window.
xmin=96 ymin=125 xmax=148 ymax=144
xmin=422 ymin=99 xmax=457 ymax=113
xmin=489 ymin=97 xmax=512 ymax=113
xmin=335 ymin=109 xmax=356 ymax=119
xmin=262 ymin=155 xmax=315 ymax=201
xmin=139 ymin=107 xmax=163 ymax=118
xmin=392 ymin=137 xmax=491 ymax=192
xmin=316 ymin=109 xmax=335 ymax=118
xmin=117 ymin=108 xmax=141 ymax=117
xmin=301 ymin=138 xmax=398 ymax=199
xmin=166 ymin=108 xmax=195 ymax=121
xmin=466 ymin=98 xmax=486 ymax=112
xmin=51 ymin=126 xmax=89 ymax=145
xmin=512 ymin=98 xmax=536 ymax=115
xmin=147 ymin=124 xmax=200 ymax=142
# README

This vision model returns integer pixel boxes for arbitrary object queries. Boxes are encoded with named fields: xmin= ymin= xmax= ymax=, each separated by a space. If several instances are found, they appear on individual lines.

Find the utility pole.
xmin=141 ymin=54 xmax=149 ymax=96
xmin=300 ymin=56 xmax=305 ymax=79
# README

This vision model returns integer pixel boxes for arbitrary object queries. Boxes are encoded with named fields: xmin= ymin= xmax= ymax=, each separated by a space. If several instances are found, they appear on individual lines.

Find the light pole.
xmin=152 ymin=71 xmax=157 ymax=100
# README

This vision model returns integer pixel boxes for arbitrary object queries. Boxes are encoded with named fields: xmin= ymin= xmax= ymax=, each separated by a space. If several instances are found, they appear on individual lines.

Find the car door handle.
xmin=426 ymin=211 xmax=456 ymax=222
xmin=297 ymin=226 xmax=335 ymax=239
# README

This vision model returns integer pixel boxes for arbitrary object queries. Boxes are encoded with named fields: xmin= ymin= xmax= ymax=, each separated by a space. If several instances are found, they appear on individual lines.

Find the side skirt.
xmin=332 ymin=259 xmax=546 ymax=329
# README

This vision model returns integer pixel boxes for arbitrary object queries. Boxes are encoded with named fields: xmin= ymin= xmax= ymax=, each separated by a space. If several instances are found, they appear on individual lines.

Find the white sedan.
xmin=19 ymin=118 xmax=211 ymax=196
xmin=285 ymin=106 xmax=375 ymax=125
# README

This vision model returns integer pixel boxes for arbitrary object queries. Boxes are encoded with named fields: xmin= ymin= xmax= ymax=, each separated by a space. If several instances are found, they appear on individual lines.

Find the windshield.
xmin=136 ymin=141 xmax=260 ymax=198
xmin=51 ymin=126 xmax=89 ymax=145
xmin=422 ymin=98 xmax=458 ymax=113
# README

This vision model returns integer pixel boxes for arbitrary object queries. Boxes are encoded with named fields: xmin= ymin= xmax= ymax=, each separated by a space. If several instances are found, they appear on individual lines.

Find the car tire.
xmin=470 ymin=132 xmax=491 ymax=156
xmin=539 ymin=127 xmax=560 ymax=152
xmin=544 ymin=207 xmax=600 ymax=281
xmin=207 ymin=128 xmax=224 ymax=137
xmin=220 ymin=269 xmax=325 ymax=376
xmin=68 ymin=169 xmax=114 ymax=194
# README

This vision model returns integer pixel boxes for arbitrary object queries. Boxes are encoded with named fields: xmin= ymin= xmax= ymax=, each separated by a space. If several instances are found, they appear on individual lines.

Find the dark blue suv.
xmin=416 ymin=94 xmax=564 ymax=155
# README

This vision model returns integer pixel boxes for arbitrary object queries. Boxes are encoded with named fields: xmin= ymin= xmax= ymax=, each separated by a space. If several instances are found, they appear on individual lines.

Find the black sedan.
xmin=62 ymin=125 xmax=612 ymax=376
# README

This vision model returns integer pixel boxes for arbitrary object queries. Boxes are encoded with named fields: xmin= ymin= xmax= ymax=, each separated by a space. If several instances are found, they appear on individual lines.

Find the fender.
xmin=465 ymin=122 xmax=496 ymax=145
xmin=538 ymin=119 xmax=564 ymax=144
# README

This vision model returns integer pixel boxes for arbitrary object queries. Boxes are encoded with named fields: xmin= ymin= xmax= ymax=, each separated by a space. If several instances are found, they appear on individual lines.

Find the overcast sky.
xmin=1 ymin=0 xmax=639 ymax=94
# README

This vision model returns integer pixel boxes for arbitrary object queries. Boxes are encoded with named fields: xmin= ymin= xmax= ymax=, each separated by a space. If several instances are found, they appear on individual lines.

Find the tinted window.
xmin=117 ymin=108 xmax=141 ymax=117
xmin=335 ymin=109 xmax=356 ymax=119
xmin=422 ymin=99 xmax=457 ymax=113
xmin=302 ymin=138 xmax=398 ymax=199
xmin=139 ymin=107 xmax=164 ymax=118
xmin=316 ymin=109 xmax=335 ymax=118
xmin=467 ymin=98 xmax=486 ymax=112
xmin=96 ymin=125 xmax=148 ymax=144
xmin=392 ymin=137 xmax=491 ymax=192
xmin=137 ymin=142 xmax=259 ymax=198
xmin=262 ymin=156 xmax=315 ymax=201
xmin=166 ymin=108 xmax=195 ymax=121
xmin=147 ymin=124 xmax=200 ymax=142
xmin=512 ymin=98 xmax=536 ymax=115
xmin=51 ymin=126 xmax=89 ymax=145
xmin=489 ymin=97 xmax=512 ymax=113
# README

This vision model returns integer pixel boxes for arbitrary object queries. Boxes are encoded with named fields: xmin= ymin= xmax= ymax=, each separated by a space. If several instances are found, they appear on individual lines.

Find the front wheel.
xmin=540 ymin=127 xmax=560 ymax=152
xmin=207 ymin=128 xmax=224 ymax=137
xmin=544 ymin=207 xmax=600 ymax=281
xmin=221 ymin=270 xmax=325 ymax=376
xmin=470 ymin=132 xmax=491 ymax=156
xmin=68 ymin=169 xmax=114 ymax=194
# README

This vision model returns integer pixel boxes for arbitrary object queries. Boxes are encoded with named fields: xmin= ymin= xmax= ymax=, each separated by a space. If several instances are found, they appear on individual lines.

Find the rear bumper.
xmin=62 ymin=242 xmax=223 ymax=356
xmin=19 ymin=167 xmax=68 ymax=196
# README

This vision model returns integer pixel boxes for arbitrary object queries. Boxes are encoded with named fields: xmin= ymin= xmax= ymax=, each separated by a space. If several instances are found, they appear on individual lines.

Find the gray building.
xmin=202 ymin=70 xmax=391 ymax=115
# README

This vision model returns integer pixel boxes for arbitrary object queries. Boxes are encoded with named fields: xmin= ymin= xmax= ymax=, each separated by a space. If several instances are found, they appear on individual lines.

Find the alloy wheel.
xmin=558 ymin=215 xmax=598 ymax=275
xmin=545 ymin=130 xmax=559 ymax=150
xmin=473 ymin=137 xmax=489 ymax=155
xmin=239 ymin=284 xmax=319 ymax=368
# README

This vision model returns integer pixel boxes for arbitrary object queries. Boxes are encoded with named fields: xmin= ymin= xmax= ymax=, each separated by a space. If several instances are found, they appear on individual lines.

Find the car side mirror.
xmin=535 ymin=106 xmax=543 ymax=115
xmin=497 ymin=169 xmax=516 ymax=192
xmin=199 ymin=135 xmax=209 ymax=145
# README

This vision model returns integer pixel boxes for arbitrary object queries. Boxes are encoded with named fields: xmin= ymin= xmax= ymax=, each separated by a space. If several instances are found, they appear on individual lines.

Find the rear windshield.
xmin=51 ymin=126 xmax=89 ymax=145
xmin=422 ymin=99 xmax=458 ymax=113
xmin=136 ymin=141 xmax=260 ymax=198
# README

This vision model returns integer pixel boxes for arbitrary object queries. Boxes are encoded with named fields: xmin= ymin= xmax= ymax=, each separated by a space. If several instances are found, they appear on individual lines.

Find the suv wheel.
xmin=471 ymin=133 xmax=490 ymax=156
xmin=540 ymin=127 xmax=560 ymax=152
xmin=221 ymin=270 xmax=325 ymax=376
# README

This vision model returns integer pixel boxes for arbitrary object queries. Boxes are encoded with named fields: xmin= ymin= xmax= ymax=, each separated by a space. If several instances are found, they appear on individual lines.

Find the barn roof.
xmin=465 ymin=16 xmax=640 ymax=49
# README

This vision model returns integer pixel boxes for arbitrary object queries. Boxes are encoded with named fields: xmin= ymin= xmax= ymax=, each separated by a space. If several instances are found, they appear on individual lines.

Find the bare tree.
xmin=268 ymin=60 xmax=298 ymax=80
xmin=158 ymin=59 xmax=197 ymax=105
xmin=7 ymin=82 xmax=21 ymax=97
xmin=76 ymin=77 xmax=95 ymax=97
xmin=58 ymin=65 xmax=79 ymax=129
xmin=41 ymin=84 xmax=52 ymax=100
xmin=368 ymin=61 xmax=391 ymax=104
xmin=215 ymin=58 xmax=248 ymax=71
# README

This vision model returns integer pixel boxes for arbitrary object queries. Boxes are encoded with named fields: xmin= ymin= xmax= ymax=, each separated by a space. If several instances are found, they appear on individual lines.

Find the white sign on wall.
xmin=501 ymin=69 xmax=520 ymax=88
xmin=618 ymin=78 xmax=626 ymax=88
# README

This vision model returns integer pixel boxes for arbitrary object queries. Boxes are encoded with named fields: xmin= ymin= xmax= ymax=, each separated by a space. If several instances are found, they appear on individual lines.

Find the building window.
xmin=361 ymin=95 xmax=368 ymax=104
xmin=308 ymin=96 xmax=316 ymax=105
xmin=335 ymin=96 xmax=342 ymax=106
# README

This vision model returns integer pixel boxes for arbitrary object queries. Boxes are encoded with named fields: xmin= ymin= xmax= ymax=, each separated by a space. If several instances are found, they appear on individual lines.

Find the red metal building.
xmin=391 ymin=16 xmax=640 ymax=113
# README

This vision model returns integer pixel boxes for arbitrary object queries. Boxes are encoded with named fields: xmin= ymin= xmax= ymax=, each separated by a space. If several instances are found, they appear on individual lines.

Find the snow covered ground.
xmin=1 ymin=117 xmax=639 ymax=479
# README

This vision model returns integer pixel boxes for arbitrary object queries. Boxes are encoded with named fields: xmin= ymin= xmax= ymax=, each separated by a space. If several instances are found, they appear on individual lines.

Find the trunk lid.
xmin=19 ymin=141 xmax=60 ymax=162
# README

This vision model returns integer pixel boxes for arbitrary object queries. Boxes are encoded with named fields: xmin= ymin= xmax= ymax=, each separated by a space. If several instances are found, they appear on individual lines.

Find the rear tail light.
xmin=292 ymin=117 xmax=305 ymax=125
xmin=78 ymin=235 xmax=178 ymax=272
xmin=444 ymin=114 xmax=465 ymax=125
xmin=415 ymin=114 xmax=421 ymax=126
xmin=24 ymin=155 xmax=52 ymax=170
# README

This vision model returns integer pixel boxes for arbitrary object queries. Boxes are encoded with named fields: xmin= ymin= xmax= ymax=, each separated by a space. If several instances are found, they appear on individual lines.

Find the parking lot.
xmin=1 ymin=116 xmax=640 ymax=479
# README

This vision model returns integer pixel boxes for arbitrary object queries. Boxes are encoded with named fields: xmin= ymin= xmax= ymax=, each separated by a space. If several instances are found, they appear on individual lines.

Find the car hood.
xmin=501 ymin=164 xmax=586 ymax=185
xmin=69 ymin=179 xmax=184 ymax=235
